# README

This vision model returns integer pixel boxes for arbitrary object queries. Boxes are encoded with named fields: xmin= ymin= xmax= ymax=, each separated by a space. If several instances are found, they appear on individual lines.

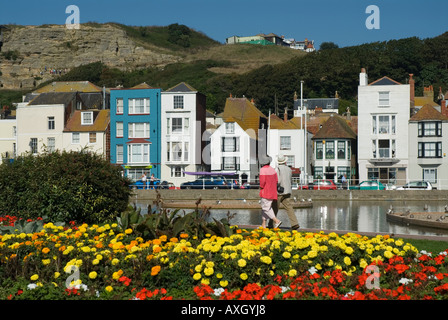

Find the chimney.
xmin=409 ymin=74 xmax=415 ymax=107
xmin=441 ymin=99 xmax=446 ymax=115
xmin=359 ymin=68 xmax=368 ymax=86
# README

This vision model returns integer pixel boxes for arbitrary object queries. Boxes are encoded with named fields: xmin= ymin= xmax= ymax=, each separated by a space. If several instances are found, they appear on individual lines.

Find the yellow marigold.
xmin=193 ymin=273 xmax=201 ymax=281
xmin=111 ymin=258 xmax=119 ymax=265
xmin=204 ymin=267 xmax=214 ymax=276
xmin=238 ymin=259 xmax=247 ymax=267
xmin=240 ymin=273 xmax=248 ymax=280
xmin=54 ymin=272 xmax=60 ymax=279
xmin=151 ymin=265 xmax=161 ymax=276
xmin=125 ymin=228 xmax=133 ymax=234
xmin=112 ymin=270 xmax=123 ymax=280
xmin=344 ymin=256 xmax=352 ymax=266
xmin=105 ymin=286 xmax=113 ymax=292
xmin=42 ymin=259 xmax=51 ymax=265
xmin=282 ymin=252 xmax=291 ymax=259
xmin=30 ymin=274 xmax=39 ymax=281
xmin=288 ymin=269 xmax=297 ymax=277
xmin=219 ymin=280 xmax=228 ymax=287
xmin=89 ymin=271 xmax=97 ymax=279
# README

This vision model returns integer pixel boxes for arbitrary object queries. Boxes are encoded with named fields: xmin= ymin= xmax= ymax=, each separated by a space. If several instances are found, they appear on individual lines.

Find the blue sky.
xmin=1 ymin=0 xmax=446 ymax=48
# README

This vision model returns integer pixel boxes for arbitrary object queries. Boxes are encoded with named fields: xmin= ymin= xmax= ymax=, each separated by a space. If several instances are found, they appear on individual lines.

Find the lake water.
xmin=132 ymin=200 xmax=448 ymax=237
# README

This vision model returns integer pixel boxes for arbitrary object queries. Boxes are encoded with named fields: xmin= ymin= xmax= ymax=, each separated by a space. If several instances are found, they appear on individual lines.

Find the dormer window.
xmin=174 ymin=95 xmax=184 ymax=109
xmin=81 ymin=111 xmax=93 ymax=125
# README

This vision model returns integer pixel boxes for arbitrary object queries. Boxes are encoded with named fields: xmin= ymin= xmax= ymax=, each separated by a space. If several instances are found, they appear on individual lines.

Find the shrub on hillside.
xmin=0 ymin=150 xmax=132 ymax=224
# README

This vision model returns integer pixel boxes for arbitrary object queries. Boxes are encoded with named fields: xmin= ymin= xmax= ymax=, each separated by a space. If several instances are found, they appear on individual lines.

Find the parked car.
xmin=396 ymin=181 xmax=435 ymax=190
xmin=301 ymin=180 xmax=337 ymax=190
xmin=349 ymin=180 xmax=386 ymax=190
xmin=180 ymin=175 xmax=230 ymax=189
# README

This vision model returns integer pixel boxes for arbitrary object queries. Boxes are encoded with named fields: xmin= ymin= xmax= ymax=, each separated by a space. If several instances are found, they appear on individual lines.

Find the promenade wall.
xmin=131 ymin=189 xmax=448 ymax=202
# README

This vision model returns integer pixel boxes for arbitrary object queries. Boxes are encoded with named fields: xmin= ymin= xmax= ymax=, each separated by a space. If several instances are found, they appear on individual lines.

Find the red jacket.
xmin=259 ymin=165 xmax=278 ymax=200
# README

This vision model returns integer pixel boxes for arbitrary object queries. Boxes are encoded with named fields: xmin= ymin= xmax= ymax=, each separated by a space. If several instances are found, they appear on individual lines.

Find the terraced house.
xmin=209 ymin=96 xmax=268 ymax=183
xmin=109 ymin=83 xmax=161 ymax=181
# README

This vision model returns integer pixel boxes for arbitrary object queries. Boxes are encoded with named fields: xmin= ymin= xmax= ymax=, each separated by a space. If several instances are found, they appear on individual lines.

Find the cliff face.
xmin=0 ymin=24 xmax=181 ymax=90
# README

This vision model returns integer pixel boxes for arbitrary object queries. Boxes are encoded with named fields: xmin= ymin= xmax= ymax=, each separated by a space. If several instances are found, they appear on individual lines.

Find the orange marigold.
xmin=151 ymin=265 xmax=161 ymax=276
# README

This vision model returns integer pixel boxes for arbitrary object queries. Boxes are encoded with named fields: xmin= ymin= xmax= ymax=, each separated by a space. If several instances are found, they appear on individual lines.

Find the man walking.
xmin=274 ymin=155 xmax=300 ymax=230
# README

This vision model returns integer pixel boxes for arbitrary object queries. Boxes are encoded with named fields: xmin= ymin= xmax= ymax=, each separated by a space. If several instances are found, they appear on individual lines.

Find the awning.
xmin=184 ymin=171 xmax=237 ymax=176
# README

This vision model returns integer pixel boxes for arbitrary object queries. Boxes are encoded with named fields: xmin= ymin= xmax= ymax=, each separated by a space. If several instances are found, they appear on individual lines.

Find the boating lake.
xmin=132 ymin=199 xmax=448 ymax=238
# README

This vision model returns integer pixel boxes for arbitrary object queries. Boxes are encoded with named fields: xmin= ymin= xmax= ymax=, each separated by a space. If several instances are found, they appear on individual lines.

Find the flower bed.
xmin=1 ymin=220 xmax=448 ymax=300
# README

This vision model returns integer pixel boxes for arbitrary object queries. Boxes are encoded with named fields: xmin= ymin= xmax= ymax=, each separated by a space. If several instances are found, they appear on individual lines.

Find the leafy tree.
xmin=0 ymin=150 xmax=132 ymax=224
xmin=167 ymin=23 xmax=192 ymax=48
xmin=319 ymin=42 xmax=339 ymax=50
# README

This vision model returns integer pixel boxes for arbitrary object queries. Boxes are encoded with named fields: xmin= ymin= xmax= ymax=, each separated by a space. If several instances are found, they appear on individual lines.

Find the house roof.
xmin=312 ymin=114 xmax=357 ymax=140
xmin=64 ymin=109 xmax=110 ymax=132
xmin=34 ymin=81 xmax=102 ymax=93
xmin=269 ymin=114 xmax=301 ymax=130
xmin=131 ymin=82 xmax=156 ymax=89
xmin=165 ymin=82 xmax=197 ymax=93
xmin=221 ymin=97 xmax=267 ymax=139
xmin=410 ymin=104 xmax=448 ymax=121
xmin=28 ymin=92 xmax=76 ymax=106
xmin=369 ymin=76 xmax=402 ymax=86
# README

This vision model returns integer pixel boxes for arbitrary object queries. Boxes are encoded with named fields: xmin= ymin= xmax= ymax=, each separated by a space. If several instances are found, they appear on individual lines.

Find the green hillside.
xmin=3 ymin=24 xmax=448 ymax=115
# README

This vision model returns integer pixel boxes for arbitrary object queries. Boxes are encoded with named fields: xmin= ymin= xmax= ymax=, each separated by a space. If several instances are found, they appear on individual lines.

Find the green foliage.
xmin=0 ymin=150 xmax=132 ymax=224
xmin=1 ymin=50 xmax=20 ymax=61
xmin=118 ymin=197 xmax=235 ymax=240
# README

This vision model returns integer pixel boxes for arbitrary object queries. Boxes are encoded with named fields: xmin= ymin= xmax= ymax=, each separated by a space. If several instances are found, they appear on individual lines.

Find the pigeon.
xmin=242 ymin=199 xmax=246 ymax=203
xmin=216 ymin=200 xmax=221 ymax=205
xmin=401 ymin=209 xmax=411 ymax=217
xmin=424 ymin=204 xmax=428 ymax=211
xmin=427 ymin=215 xmax=432 ymax=219
xmin=293 ymin=197 xmax=297 ymax=202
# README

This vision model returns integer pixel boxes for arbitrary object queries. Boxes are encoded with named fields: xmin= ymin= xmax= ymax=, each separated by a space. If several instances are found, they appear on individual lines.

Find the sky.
xmin=0 ymin=0 xmax=447 ymax=49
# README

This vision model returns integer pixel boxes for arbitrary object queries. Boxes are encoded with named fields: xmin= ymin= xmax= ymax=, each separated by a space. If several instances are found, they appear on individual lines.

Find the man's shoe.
xmin=291 ymin=224 xmax=300 ymax=230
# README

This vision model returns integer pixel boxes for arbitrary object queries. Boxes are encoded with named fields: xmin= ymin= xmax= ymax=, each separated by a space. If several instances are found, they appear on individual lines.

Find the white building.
xmin=267 ymin=113 xmax=307 ymax=180
xmin=160 ymin=82 xmax=206 ymax=186
xmin=209 ymin=97 xmax=268 ymax=183
xmin=62 ymin=109 xmax=110 ymax=157
xmin=408 ymin=104 xmax=448 ymax=190
xmin=357 ymin=68 xmax=411 ymax=185
xmin=0 ymin=117 xmax=17 ymax=161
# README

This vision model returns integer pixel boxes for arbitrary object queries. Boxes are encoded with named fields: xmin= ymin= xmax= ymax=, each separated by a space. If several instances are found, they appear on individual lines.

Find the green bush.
xmin=0 ymin=150 xmax=132 ymax=224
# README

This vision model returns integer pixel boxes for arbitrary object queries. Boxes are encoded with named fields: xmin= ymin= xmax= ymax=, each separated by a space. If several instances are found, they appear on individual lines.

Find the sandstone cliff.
xmin=0 ymin=24 xmax=181 ymax=90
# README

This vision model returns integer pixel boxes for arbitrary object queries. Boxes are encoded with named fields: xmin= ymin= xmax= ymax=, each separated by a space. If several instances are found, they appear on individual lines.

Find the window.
xmin=172 ymin=142 xmax=182 ymax=161
xmin=418 ymin=142 xmax=442 ymax=158
xmin=423 ymin=168 xmax=437 ymax=184
xmin=72 ymin=132 xmax=80 ymax=144
xmin=89 ymin=132 xmax=96 ymax=144
xmin=372 ymin=116 xmax=377 ymax=134
xmin=316 ymin=141 xmax=323 ymax=159
xmin=171 ymin=166 xmax=185 ymax=178
xmin=48 ymin=116 xmax=55 ymax=130
xmin=174 ymin=96 xmax=184 ymax=109
xmin=378 ymin=139 xmax=390 ymax=158
xmin=337 ymin=141 xmax=346 ymax=159
xmin=286 ymin=155 xmax=294 ymax=167
xmin=128 ymin=144 xmax=150 ymax=163
xmin=30 ymin=138 xmax=38 ymax=154
xmin=222 ymin=137 xmax=240 ymax=152
xmin=126 ymin=168 xmax=146 ymax=181
xmin=379 ymin=91 xmax=390 ymax=107
xmin=184 ymin=142 xmax=189 ymax=162
xmin=81 ymin=112 xmax=93 ymax=125
xmin=368 ymin=168 xmax=379 ymax=180
xmin=47 ymin=137 xmax=55 ymax=152
xmin=280 ymin=136 xmax=291 ymax=150
xmin=225 ymin=123 xmax=234 ymax=134
xmin=128 ymin=98 xmax=150 ymax=114
xmin=222 ymin=157 xmax=240 ymax=170
xmin=418 ymin=122 xmax=442 ymax=137
xmin=378 ymin=116 xmax=389 ymax=134
xmin=128 ymin=122 xmax=150 ymax=138
xmin=337 ymin=167 xmax=350 ymax=180
xmin=314 ymin=167 xmax=323 ymax=179
xmin=116 ymin=145 xmax=123 ymax=163
xmin=172 ymin=118 xmax=183 ymax=133
xmin=116 ymin=122 xmax=123 ymax=137
xmin=325 ymin=141 xmax=334 ymax=159
xmin=116 ymin=98 xmax=123 ymax=114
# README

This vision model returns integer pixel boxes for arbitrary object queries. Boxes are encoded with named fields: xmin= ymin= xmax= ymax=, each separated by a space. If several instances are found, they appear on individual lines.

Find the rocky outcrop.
xmin=0 ymin=24 xmax=181 ymax=90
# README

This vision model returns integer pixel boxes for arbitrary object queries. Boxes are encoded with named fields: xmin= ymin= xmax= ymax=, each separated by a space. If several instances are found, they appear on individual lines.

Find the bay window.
xmin=128 ymin=144 xmax=150 ymax=163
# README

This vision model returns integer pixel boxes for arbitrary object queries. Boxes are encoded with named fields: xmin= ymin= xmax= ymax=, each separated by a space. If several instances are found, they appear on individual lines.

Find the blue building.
xmin=110 ymin=83 xmax=161 ymax=181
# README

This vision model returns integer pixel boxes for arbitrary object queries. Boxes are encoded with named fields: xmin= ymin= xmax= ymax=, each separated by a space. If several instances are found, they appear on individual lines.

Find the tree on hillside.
xmin=319 ymin=42 xmax=339 ymax=50
xmin=168 ymin=23 xmax=192 ymax=48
